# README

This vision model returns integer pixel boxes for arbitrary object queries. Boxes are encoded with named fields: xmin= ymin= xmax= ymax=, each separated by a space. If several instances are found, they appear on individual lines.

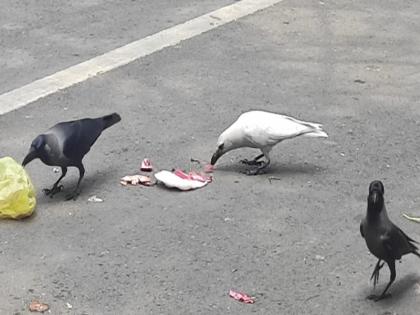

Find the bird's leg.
xmin=368 ymin=260 xmax=395 ymax=301
xmin=43 ymin=167 xmax=67 ymax=198
xmin=66 ymin=164 xmax=85 ymax=201
xmin=245 ymin=158 xmax=271 ymax=176
xmin=241 ymin=154 xmax=265 ymax=166
xmin=370 ymin=259 xmax=384 ymax=288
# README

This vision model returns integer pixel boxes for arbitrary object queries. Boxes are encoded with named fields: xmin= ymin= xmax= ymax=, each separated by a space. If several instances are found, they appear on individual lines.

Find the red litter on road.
xmin=140 ymin=158 xmax=153 ymax=172
xmin=229 ymin=289 xmax=255 ymax=304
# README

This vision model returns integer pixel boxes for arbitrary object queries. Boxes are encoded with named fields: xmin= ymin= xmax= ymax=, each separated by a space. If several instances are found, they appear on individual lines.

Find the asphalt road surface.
xmin=1 ymin=0 xmax=420 ymax=314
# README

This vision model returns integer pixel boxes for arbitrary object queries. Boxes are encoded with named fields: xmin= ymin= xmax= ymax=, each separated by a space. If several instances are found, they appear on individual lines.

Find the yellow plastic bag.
xmin=0 ymin=157 xmax=36 ymax=219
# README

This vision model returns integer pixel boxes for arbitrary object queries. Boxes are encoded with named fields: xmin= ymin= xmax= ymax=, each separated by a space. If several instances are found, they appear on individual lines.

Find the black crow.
xmin=360 ymin=180 xmax=420 ymax=301
xmin=22 ymin=113 xmax=121 ymax=200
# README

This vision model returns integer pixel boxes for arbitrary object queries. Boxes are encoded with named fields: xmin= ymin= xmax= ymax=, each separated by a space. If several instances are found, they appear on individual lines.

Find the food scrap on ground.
xmin=402 ymin=213 xmax=420 ymax=223
xmin=229 ymin=289 xmax=255 ymax=304
xmin=154 ymin=169 xmax=212 ymax=191
xmin=87 ymin=195 xmax=103 ymax=202
xmin=120 ymin=175 xmax=154 ymax=186
xmin=204 ymin=164 xmax=214 ymax=173
xmin=29 ymin=300 xmax=49 ymax=312
xmin=190 ymin=157 xmax=214 ymax=173
xmin=140 ymin=158 xmax=153 ymax=172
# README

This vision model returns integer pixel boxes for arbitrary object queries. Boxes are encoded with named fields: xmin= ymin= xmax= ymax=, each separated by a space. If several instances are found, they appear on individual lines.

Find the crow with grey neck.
xmin=360 ymin=180 xmax=420 ymax=301
xmin=22 ymin=113 xmax=121 ymax=200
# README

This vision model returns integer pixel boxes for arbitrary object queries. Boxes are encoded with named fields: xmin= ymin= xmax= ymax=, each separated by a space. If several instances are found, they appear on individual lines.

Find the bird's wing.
xmin=242 ymin=114 xmax=313 ymax=146
xmin=58 ymin=119 xmax=104 ymax=160
xmin=381 ymin=232 xmax=401 ymax=260
xmin=360 ymin=222 xmax=365 ymax=238
xmin=381 ymin=226 xmax=417 ymax=259
xmin=395 ymin=226 xmax=419 ymax=256
xmin=396 ymin=226 xmax=419 ymax=244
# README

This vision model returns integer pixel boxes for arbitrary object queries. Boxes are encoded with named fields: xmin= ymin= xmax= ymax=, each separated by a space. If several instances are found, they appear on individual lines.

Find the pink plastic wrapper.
xmin=29 ymin=300 xmax=49 ymax=312
xmin=173 ymin=169 xmax=212 ymax=183
xmin=229 ymin=289 xmax=255 ymax=304
xmin=140 ymin=158 xmax=153 ymax=172
xmin=204 ymin=164 xmax=214 ymax=173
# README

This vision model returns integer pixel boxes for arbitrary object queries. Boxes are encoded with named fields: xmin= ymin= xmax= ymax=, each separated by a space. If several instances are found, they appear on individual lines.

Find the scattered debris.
xmin=339 ymin=152 xmax=345 ymax=157
xmin=29 ymin=300 xmax=49 ymax=312
xmin=414 ymin=282 xmax=420 ymax=295
xmin=229 ymin=289 xmax=255 ymax=304
xmin=155 ymin=169 xmax=212 ymax=191
xmin=190 ymin=158 xmax=202 ymax=164
xmin=354 ymin=79 xmax=366 ymax=84
xmin=365 ymin=65 xmax=381 ymax=72
xmin=305 ymin=294 xmax=320 ymax=302
xmin=87 ymin=195 xmax=103 ymax=203
xmin=209 ymin=14 xmax=222 ymax=21
xmin=52 ymin=167 xmax=60 ymax=173
xmin=268 ymin=176 xmax=281 ymax=183
xmin=402 ymin=213 xmax=420 ymax=223
xmin=315 ymin=255 xmax=325 ymax=261
xmin=120 ymin=175 xmax=154 ymax=186
xmin=140 ymin=158 xmax=153 ymax=172
xmin=66 ymin=302 xmax=73 ymax=309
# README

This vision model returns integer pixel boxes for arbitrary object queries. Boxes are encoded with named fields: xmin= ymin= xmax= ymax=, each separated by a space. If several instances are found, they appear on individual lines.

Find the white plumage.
xmin=210 ymin=110 xmax=328 ymax=174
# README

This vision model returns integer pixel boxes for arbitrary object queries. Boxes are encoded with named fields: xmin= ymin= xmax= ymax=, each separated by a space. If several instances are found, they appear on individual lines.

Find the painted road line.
xmin=0 ymin=0 xmax=284 ymax=116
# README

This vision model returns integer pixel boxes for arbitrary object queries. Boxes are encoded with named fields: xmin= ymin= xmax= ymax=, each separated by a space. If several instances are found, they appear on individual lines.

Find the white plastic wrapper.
xmin=154 ymin=169 xmax=212 ymax=191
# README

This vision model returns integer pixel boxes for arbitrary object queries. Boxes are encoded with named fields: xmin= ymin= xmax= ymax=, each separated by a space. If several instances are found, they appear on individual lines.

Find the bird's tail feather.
xmin=303 ymin=129 xmax=328 ymax=138
xmin=102 ymin=113 xmax=121 ymax=130
xmin=285 ymin=117 xmax=328 ymax=138
xmin=285 ymin=116 xmax=323 ymax=130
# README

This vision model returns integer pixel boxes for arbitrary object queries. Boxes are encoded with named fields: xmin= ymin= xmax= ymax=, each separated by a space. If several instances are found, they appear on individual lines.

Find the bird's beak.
xmin=210 ymin=148 xmax=223 ymax=165
xmin=371 ymin=192 xmax=378 ymax=204
xmin=22 ymin=149 xmax=37 ymax=167
xmin=368 ymin=191 xmax=381 ymax=206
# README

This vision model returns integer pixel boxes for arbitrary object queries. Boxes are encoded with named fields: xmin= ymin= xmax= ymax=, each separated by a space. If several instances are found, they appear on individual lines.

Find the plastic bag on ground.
xmin=0 ymin=157 xmax=36 ymax=219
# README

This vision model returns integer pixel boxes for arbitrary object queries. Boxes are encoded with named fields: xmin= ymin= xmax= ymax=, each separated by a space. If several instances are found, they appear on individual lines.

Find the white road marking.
xmin=0 ymin=0 xmax=283 ymax=116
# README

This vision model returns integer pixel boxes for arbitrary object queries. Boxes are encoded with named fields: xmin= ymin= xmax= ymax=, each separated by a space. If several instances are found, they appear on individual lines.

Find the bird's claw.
xmin=244 ymin=168 xmax=266 ymax=176
xmin=370 ymin=262 xmax=384 ymax=287
xmin=42 ymin=185 xmax=64 ymax=197
xmin=240 ymin=159 xmax=263 ymax=166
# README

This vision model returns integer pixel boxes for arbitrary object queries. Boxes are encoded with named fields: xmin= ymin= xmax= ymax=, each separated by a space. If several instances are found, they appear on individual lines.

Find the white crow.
xmin=210 ymin=110 xmax=328 ymax=175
